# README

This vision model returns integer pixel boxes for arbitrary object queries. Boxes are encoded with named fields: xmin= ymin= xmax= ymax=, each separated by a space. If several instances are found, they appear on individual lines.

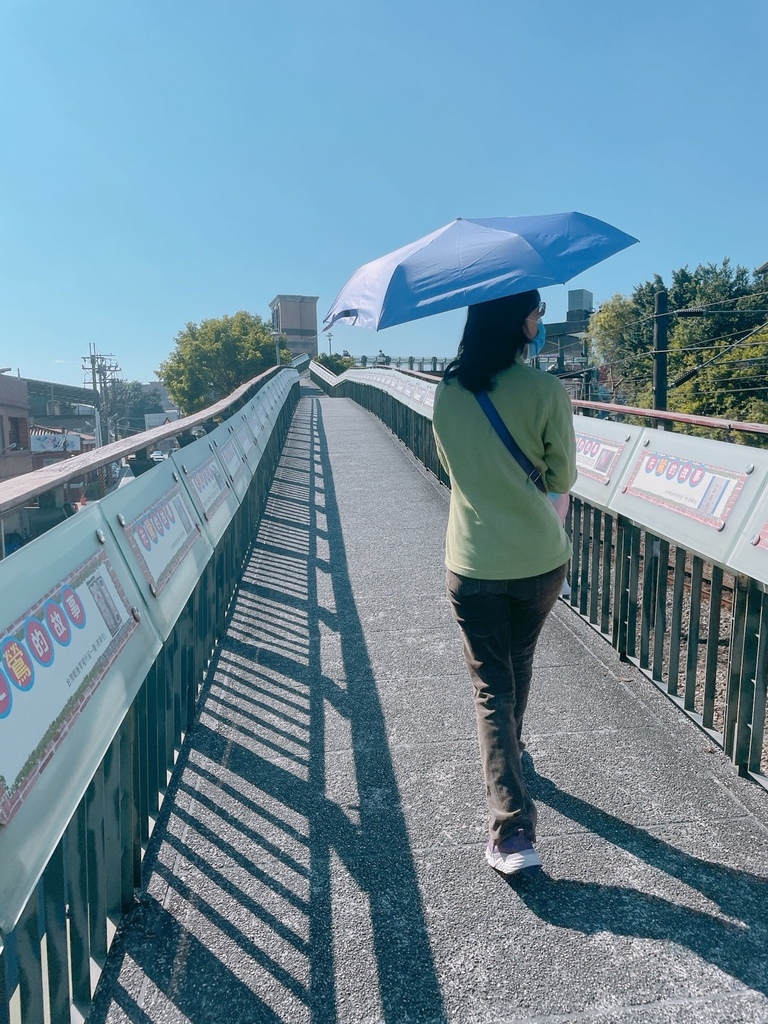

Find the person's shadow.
xmin=510 ymin=763 xmax=768 ymax=997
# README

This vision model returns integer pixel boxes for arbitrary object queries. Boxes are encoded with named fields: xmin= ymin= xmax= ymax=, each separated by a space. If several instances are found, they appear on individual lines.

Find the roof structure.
xmin=21 ymin=377 xmax=99 ymax=406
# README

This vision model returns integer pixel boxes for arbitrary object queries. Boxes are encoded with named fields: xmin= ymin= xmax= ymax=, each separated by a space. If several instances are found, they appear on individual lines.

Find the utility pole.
xmin=82 ymin=344 xmax=122 ymax=445
xmin=326 ymin=331 xmax=333 ymax=356
xmin=652 ymin=291 xmax=670 ymax=429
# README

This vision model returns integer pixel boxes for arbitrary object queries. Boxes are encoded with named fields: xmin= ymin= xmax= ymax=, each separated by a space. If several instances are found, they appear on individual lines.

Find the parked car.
xmin=150 ymin=450 xmax=167 ymax=462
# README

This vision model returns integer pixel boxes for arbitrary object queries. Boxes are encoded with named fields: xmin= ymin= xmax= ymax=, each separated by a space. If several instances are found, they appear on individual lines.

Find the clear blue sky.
xmin=2 ymin=0 xmax=766 ymax=386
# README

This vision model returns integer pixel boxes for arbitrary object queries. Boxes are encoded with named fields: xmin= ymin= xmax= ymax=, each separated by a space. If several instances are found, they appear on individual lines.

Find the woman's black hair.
xmin=443 ymin=289 xmax=540 ymax=393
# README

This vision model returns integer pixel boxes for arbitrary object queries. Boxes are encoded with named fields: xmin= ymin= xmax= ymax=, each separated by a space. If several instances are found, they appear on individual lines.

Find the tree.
xmin=588 ymin=260 xmax=768 ymax=425
xmin=157 ymin=311 xmax=284 ymax=413
xmin=108 ymin=381 xmax=164 ymax=437
xmin=313 ymin=352 xmax=355 ymax=376
xmin=671 ymin=325 xmax=768 ymax=442
xmin=588 ymin=288 xmax=657 ymax=405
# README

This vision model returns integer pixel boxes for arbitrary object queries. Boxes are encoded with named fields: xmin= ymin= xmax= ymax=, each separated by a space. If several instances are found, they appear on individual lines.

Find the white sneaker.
xmin=485 ymin=830 xmax=541 ymax=875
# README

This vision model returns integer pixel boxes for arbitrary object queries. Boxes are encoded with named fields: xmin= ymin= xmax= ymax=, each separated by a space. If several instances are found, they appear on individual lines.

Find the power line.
xmin=590 ymin=288 xmax=768 ymax=332
xmin=684 ymin=382 xmax=768 ymax=397
xmin=594 ymin=326 xmax=768 ymax=379
xmin=668 ymin=318 xmax=768 ymax=390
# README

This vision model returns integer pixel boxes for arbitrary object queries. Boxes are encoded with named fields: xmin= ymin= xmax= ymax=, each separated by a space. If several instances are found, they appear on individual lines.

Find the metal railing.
xmin=309 ymin=361 xmax=768 ymax=790
xmin=0 ymin=360 xmax=307 ymax=1023
xmin=567 ymin=502 xmax=767 ymax=778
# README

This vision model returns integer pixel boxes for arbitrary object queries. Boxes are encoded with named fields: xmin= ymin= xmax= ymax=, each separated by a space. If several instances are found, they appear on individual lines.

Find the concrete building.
xmin=0 ymin=376 xmax=102 ymax=555
xmin=538 ymin=288 xmax=595 ymax=371
xmin=23 ymin=378 xmax=101 ymax=442
xmin=0 ymin=375 xmax=32 ymax=483
xmin=269 ymin=295 xmax=319 ymax=359
xmin=142 ymin=380 xmax=177 ymax=412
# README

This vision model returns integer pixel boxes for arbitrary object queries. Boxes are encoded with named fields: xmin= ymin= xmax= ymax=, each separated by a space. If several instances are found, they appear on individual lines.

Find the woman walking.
xmin=432 ymin=290 xmax=577 ymax=875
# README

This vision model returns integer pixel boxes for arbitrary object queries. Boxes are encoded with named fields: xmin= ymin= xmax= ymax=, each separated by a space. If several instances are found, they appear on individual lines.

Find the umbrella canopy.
xmin=323 ymin=212 xmax=638 ymax=332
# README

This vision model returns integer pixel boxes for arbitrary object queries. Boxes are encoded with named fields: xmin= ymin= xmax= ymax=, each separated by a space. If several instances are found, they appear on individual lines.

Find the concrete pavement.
xmin=89 ymin=386 xmax=768 ymax=1024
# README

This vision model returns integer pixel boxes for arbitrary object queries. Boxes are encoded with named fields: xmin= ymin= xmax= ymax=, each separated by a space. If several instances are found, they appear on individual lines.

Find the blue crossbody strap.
xmin=475 ymin=390 xmax=547 ymax=494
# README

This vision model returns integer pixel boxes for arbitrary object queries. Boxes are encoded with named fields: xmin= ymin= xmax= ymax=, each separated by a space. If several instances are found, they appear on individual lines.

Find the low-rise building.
xmin=0 ymin=375 xmax=33 ymax=483
xmin=269 ymin=295 xmax=319 ymax=359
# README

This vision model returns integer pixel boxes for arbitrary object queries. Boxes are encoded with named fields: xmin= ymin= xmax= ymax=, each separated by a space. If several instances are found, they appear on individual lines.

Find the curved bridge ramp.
xmin=89 ymin=384 xmax=768 ymax=1024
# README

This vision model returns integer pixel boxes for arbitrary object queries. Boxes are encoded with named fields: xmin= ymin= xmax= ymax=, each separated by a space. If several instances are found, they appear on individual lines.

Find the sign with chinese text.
xmin=0 ymin=550 xmax=137 ymax=824
xmin=235 ymin=420 xmax=258 ymax=458
xmin=30 ymin=432 xmax=82 ymax=453
xmin=246 ymin=404 xmax=266 ymax=439
xmin=575 ymin=433 xmax=625 ymax=483
xmin=217 ymin=436 xmax=246 ymax=485
xmin=624 ymin=449 xmax=746 ymax=529
xmin=185 ymin=455 xmax=230 ymax=521
xmin=123 ymin=484 xmax=200 ymax=596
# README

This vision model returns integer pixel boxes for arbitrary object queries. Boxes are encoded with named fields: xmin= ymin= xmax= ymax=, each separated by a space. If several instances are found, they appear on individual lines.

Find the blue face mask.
xmin=527 ymin=319 xmax=546 ymax=358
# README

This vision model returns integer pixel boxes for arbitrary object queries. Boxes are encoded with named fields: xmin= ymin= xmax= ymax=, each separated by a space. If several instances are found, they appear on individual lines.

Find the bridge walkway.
xmin=89 ymin=384 xmax=768 ymax=1023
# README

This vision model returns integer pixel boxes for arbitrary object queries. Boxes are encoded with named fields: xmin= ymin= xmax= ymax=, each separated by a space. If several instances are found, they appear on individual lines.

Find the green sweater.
xmin=432 ymin=359 xmax=577 ymax=580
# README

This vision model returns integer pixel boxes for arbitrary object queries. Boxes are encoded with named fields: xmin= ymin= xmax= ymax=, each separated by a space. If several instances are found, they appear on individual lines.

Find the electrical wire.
xmin=681 ymin=382 xmax=768 ymax=397
xmin=593 ymin=320 xmax=768 ymax=381
xmin=593 ymin=325 xmax=768 ymax=362
xmin=590 ymin=288 xmax=768 ymax=332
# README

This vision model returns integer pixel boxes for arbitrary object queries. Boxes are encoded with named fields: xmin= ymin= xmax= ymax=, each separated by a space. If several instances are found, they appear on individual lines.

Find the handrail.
xmin=0 ymin=369 xmax=302 ymax=1022
xmin=0 ymin=366 xmax=287 ymax=516
xmin=313 ymin=363 xmax=768 ymax=436
xmin=571 ymin=398 xmax=768 ymax=435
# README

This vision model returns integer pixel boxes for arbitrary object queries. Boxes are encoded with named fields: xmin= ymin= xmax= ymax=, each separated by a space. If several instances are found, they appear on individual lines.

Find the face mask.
xmin=527 ymin=319 xmax=546 ymax=358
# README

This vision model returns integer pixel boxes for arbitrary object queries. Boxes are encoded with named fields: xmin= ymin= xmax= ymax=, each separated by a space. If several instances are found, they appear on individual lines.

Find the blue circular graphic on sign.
xmin=0 ymin=666 xmax=12 ymax=719
xmin=60 ymin=586 xmax=87 ymax=629
xmin=44 ymin=599 xmax=72 ymax=647
xmin=24 ymin=616 xmax=55 ymax=668
xmin=2 ymin=637 xmax=35 ymax=691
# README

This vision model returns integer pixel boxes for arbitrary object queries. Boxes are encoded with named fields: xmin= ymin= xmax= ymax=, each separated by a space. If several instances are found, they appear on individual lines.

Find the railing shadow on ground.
xmin=89 ymin=389 xmax=445 ymax=1023
xmin=510 ymin=762 xmax=768 ymax=998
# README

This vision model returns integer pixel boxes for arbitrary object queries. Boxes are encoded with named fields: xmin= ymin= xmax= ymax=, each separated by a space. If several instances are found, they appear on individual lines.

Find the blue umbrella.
xmin=323 ymin=212 xmax=638 ymax=331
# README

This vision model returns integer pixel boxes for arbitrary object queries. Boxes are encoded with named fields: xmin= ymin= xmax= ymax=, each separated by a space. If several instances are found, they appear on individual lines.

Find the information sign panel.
xmin=577 ymin=434 xmax=623 ymax=482
xmin=610 ymin=430 xmax=768 ymax=564
xmin=246 ymin=400 xmax=268 ymax=444
xmin=0 ymin=549 xmax=137 ymax=824
xmin=172 ymin=440 xmax=240 ymax=546
xmin=235 ymin=418 xmax=256 ymax=456
xmin=233 ymin=412 xmax=262 ymax=466
xmin=0 ymin=504 xmax=161 ymax=932
xmin=624 ymin=449 xmax=746 ymax=529
xmin=99 ymin=463 xmax=214 ymax=638
xmin=211 ymin=424 xmax=250 ymax=499
xmin=123 ymin=487 xmax=199 ymax=592
xmin=259 ymin=382 xmax=279 ymax=427
xmin=723 ymin=491 xmax=768 ymax=586
xmin=571 ymin=418 xmax=644 ymax=508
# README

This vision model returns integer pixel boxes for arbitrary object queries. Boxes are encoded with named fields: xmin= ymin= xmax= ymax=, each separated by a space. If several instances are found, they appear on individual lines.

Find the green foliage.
xmin=673 ymin=327 xmax=768 ymax=443
xmin=314 ymin=352 xmax=356 ymax=376
xmin=157 ymin=311 xmax=283 ymax=413
xmin=589 ymin=289 xmax=656 ymax=405
xmin=109 ymin=380 xmax=164 ymax=436
xmin=588 ymin=261 xmax=768 ymax=432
